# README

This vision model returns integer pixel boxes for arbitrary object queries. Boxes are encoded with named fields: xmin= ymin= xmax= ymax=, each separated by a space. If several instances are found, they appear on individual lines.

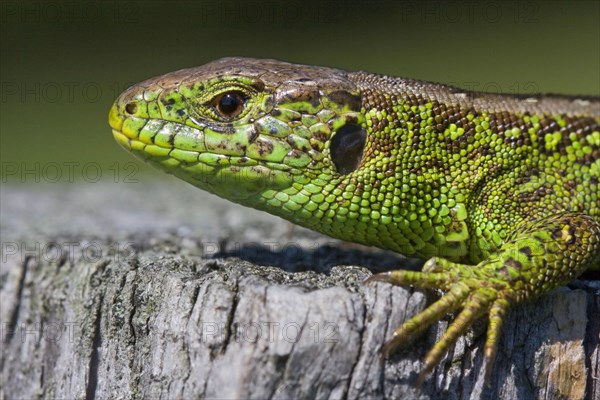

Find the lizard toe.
xmin=369 ymin=258 xmax=515 ymax=385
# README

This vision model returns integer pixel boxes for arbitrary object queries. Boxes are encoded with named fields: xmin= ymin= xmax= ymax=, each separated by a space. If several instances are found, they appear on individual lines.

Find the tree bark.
xmin=1 ymin=182 xmax=598 ymax=400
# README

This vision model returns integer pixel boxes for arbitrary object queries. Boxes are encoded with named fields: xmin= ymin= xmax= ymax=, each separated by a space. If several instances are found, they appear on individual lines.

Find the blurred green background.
xmin=1 ymin=0 xmax=599 ymax=181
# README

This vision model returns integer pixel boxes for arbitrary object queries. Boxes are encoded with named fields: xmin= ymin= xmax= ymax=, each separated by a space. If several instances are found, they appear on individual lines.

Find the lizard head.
xmin=109 ymin=57 xmax=368 ymax=207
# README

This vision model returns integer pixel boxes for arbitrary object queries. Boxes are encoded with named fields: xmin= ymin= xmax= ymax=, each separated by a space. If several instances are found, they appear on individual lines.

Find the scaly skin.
xmin=109 ymin=57 xmax=600 ymax=384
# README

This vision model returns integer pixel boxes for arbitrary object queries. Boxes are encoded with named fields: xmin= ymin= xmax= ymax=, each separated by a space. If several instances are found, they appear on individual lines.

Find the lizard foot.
xmin=366 ymin=213 xmax=600 ymax=385
xmin=366 ymin=257 xmax=512 ymax=385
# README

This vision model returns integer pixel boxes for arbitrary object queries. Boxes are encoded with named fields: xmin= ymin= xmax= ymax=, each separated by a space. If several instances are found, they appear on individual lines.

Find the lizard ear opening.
xmin=330 ymin=123 xmax=366 ymax=175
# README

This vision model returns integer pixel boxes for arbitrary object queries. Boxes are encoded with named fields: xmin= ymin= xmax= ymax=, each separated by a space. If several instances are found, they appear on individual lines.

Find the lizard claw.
xmin=366 ymin=259 xmax=513 ymax=386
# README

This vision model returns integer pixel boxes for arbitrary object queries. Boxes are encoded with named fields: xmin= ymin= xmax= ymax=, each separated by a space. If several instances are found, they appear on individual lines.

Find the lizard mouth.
xmin=109 ymin=101 xmax=267 ymax=169
xmin=108 ymin=102 xmax=298 ymax=200
xmin=111 ymin=126 xmax=260 ymax=169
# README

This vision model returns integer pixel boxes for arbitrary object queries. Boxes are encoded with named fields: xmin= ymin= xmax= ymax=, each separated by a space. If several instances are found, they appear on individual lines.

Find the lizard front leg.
xmin=367 ymin=212 xmax=600 ymax=385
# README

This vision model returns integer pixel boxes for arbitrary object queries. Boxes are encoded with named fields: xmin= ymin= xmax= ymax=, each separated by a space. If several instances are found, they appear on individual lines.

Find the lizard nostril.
xmin=125 ymin=102 xmax=138 ymax=115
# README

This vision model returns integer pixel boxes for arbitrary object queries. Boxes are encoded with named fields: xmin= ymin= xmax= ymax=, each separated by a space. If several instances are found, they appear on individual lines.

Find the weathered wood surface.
xmin=1 ymin=181 xmax=598 ymax=400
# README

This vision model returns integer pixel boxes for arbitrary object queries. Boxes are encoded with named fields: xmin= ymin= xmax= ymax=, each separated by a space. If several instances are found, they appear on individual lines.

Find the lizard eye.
xmin=214 ymin=91 xmax=246 ymax=119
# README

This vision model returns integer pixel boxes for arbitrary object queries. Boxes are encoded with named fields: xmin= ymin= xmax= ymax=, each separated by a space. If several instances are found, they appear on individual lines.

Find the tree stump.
xmin=1 ymin=181 xmax=598 ymax=399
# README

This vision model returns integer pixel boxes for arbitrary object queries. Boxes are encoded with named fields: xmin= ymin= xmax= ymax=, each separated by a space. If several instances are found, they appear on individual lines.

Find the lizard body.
xmin=109 ymin=57 xmax=600 ymax=383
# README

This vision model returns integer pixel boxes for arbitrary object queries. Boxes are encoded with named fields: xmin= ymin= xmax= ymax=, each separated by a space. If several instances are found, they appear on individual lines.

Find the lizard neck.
xmin=346 ymin=74 xmax=598 ymax=263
